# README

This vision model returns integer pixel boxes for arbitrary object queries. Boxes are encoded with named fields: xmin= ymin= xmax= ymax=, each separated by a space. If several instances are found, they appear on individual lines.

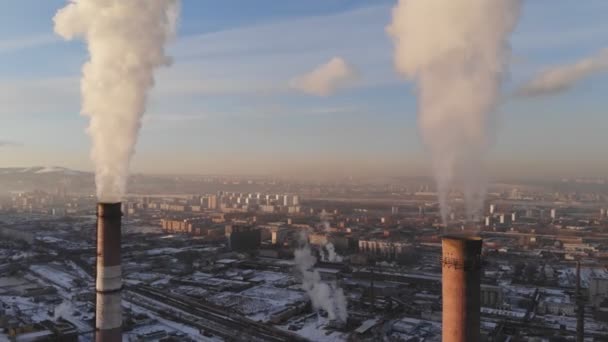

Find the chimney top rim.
xmin=441 ymin=234 xmax=481 ymax=241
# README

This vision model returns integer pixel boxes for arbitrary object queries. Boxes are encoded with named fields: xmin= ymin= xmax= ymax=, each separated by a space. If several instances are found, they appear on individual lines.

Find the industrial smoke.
xmin=54 ymin=0 xmax=180 ymax=202
xmin=53 ymin=301 xmax=73 ymax=321
xmin=387 ymin=0 xmax=521 ymax=222
xmin=321 ymin=242 xmax=343 ymax=263
xmin=294 ymin=245 xmax=347 ymax=322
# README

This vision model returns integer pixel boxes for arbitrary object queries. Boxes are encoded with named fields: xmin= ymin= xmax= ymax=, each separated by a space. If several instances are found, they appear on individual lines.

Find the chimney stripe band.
xmin=96 ymin=292 xmax=122 ymax=330
xmin=96 ymin=265 xmax=122 ymax=292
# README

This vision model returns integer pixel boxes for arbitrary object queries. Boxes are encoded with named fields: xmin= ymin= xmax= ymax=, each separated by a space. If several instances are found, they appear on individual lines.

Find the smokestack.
xmin=96 ymin=203 xmax=122 ymax=342
xmin=442 ymin=235 xmax=482 ymax=342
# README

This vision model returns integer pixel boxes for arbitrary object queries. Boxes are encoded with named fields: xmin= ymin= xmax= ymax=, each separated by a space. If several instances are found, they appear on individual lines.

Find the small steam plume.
xmin=53 ymin=0 xmax=180 ymax=202
xmin=322 ymin=243 xmax=343 ymax=263
xmin=517 ymin=48 xmax=608 ymax=97
xmin=294 ymin=244 xmax=347 ymax=322
xmin=387 ymin=0 xmax=521 ymax=223
xmin=319 ymin=210 xmax=331 ymax=232
xmin=53 ymin=301 xmax=73 ymax=321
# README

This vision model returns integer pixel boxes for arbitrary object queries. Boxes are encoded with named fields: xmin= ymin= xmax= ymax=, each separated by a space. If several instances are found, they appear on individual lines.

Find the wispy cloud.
xmin=517 ymin=48 xmax=608 ymax=96
xmin=144 ymin=112 xmax=209 ymax=124
xmin=0 ymin=140 xmax=21 ymax=147
xmin=144 ymin=103 xmax=358 ymax=125
xmin=512 ymin=0 xmax=608 ymax=52
xmin=0 ymin=77 xmax=78 ymax=116
xmin=151 ymin=5 xmax=390 ymax=97
xmin=153 ymin=69 xmax=283 ymax=97
xmin=0 ymin=34 xmax=58 ymax=55
xmin=170 ymin=5 xmax=390 ymax=61
xmin=289 ymin=57 xmax=358 ymax=96
xmin=1 ymin=5 xmax=392 ymax=114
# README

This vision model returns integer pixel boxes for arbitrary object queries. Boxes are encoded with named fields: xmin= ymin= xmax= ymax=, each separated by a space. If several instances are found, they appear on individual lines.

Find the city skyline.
xmin=1 ymin=0 xmax=608 ymax=179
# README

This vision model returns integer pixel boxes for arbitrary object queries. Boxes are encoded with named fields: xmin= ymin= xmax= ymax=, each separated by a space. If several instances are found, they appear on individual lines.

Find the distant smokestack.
xmin=96 ymin=203 xmax=122 ymax=342
xmin=442 ymin=235 xmax=482 ymax=342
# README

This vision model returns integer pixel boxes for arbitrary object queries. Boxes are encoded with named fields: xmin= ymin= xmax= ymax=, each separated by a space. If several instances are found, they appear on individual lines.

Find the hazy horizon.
xmin=1 ymin=3 xmax=607 ymax=339
xmin=2 ymin=1 xmax=608 ymax=179
xmin=1 ymin=160 xmax=606 ymax=182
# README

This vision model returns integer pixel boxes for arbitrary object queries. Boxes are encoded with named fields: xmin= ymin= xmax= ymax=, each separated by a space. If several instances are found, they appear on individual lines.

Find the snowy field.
xmin=279 ymin=315 xmax=348 ymax=342
xmin=30 ymin=264 xmax=76 ymax=289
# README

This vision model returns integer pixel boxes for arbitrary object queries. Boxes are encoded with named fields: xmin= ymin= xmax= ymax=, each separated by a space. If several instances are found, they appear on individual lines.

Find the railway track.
xmin=129 ymin=285 xmax=308 ymax=342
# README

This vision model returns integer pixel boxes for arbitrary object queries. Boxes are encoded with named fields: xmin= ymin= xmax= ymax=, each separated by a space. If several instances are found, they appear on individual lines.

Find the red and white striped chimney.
xmin=96 ymin=203 xmax=122 ymax=342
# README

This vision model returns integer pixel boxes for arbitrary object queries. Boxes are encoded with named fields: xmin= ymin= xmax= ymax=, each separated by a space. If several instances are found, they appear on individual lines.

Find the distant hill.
xmin=0 ymin=166 xmax=90 ymax=176
xmin=0 ymin=166 xmax=94 ymax=194
xmin=0 ymin=166 xmax=298 ymax=196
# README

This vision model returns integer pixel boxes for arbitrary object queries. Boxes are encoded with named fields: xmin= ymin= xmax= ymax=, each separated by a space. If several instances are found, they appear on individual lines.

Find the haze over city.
xmin=1 ymin=1 xmax=608 ymax=342
xmin=1 ymin=0 xmax=608 ymax=179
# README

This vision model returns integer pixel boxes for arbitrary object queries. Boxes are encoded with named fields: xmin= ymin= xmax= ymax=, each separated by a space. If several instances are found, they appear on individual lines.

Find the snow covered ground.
xmin=249 ymin=270 xmax=292 ymax=285
xmin=30 ymin=264 xmax=76 ymax=289
xmin=124 ymin=293 xmax=221 ymax=341
xmin=279 ymin=315 xmax=348 ymax=342
xmin=208 ymin=283 xmax=307 ymax=322
xmin=0 ymin=294 xmax=49 ymax=322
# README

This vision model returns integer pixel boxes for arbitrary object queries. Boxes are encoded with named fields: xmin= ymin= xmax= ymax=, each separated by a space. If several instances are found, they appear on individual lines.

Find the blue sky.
xmin=1 ymin=0 xmax=607 ymax=179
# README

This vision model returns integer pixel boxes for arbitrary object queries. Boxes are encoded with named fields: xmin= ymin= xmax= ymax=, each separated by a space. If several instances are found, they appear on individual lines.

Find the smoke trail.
xmin=387 ymin=0 xmax=521 ymax=223
xmin=54 ymin=0 xmax=180 ymax=202
xmin=294 ymin=244 xmax=347 ymax=322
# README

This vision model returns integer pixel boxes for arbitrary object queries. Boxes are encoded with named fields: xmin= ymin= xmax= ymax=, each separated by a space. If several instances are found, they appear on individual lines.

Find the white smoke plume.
xmin=323 ymin=243 xmax=343 ymax=263
xmin=53 ymin=301 xmax=73 ymax=321
xmin=319 ymin=210 xmax=331 ymax=232
xmin=517 ymin=48 xmax=608 ymax=97
xmin=387 ymin=0 xmax=521 ymax=223
xmin=54 ymin=0 xmax=180 ymax=202
xmin=294 ymin=244 xmax=347 ymax=322
xmin=290 ymin=57 xmax=358 ymax=96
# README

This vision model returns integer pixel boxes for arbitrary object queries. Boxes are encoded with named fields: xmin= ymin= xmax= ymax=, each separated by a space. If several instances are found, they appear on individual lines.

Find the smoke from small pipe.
xmin=322 ymin=243 xmax=343 ymax=263
xmin=294 ymin=244 xmax=347 ymax=323
xmin=53 ymin=301 xmax=72 ymax=321
xmin=387 ymin=0 xmax=521 ymax=223
xmin=53 ymin=0 xmax=180 ymax=202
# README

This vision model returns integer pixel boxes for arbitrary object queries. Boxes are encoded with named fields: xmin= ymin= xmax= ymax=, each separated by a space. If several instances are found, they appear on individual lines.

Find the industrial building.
xmin=225 ymin=224 xmax=261 ymax=251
